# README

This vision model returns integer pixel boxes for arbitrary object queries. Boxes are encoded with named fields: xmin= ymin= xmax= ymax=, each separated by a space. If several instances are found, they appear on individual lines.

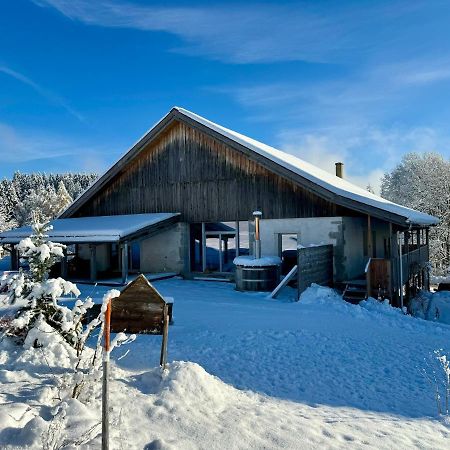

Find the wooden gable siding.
xmin=74 ymin=121 xmax=348 ymax=222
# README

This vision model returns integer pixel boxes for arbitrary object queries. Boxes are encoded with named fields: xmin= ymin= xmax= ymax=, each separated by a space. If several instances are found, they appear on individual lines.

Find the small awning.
xmin=0 ymin=213 xmax=180 ymax=244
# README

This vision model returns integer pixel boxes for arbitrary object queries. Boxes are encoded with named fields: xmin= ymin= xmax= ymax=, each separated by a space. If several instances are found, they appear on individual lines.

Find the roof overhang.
xmin=0 ymin=213 xmax=180 ymax=245
xmin=59 ymin=107 xmax=439 ymax=228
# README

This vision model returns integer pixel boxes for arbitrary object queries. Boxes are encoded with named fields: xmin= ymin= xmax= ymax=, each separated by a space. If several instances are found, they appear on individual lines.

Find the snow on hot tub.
xmin=233 ymin=256 xmax=281 ymax=267
xmin=234 ymin=256 xmax=281 ymax=292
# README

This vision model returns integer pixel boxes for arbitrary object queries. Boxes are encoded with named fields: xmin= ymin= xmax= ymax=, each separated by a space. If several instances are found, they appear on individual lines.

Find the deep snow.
xmin=1 ymin=279 xmax=450 ymax=449
xmin=410 ymin=289 xmax=450 ymax=325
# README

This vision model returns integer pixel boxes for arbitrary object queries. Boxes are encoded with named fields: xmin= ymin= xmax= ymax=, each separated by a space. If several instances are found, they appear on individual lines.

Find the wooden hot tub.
xmin=234 ymin=256 xmax=281 ymax=292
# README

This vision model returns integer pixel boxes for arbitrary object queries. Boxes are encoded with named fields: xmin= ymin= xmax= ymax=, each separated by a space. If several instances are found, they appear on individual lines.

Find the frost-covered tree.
xmin=0 ymin=179 xmax=19 ymax=230
xmin=381 ymin=152 xmax=450 ymax=274
xmin=1 ymin=221 xmax=89 ymax=347
xmin=1 ymin=220 xmax=136 ymax=407
xmin=56 ymin=180 xmax=73 ymax=213
xmin=15 ymin=186 xmax=59 ymax=226
xmin=0 ymin=201 xmax=9 ymax=233
xmin=0 ymin=172 xmax=97 ymax=229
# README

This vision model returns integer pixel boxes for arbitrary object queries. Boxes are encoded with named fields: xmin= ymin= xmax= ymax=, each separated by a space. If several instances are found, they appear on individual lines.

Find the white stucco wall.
xmin=258 ymin=217 xmax=343 ymax=256
xmin=257 ymin=216 xmax=386 ymax=282
xmin=257 ymin=217 xmax=345 ymax=281
xmin=140 ymin=223 xmax=189 ymax=274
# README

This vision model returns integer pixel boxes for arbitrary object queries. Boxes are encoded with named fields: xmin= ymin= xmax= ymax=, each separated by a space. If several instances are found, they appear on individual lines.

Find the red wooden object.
xmin=104 ymin=300 xmax=112 ymax=351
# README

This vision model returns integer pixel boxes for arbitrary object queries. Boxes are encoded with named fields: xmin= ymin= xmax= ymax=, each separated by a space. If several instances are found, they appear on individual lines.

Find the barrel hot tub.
xmin=234 ymin=256 xmax=281 ymax=292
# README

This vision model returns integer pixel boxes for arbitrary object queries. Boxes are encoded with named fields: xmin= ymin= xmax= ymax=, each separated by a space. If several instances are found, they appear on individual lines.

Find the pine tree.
xmin=0 ymin=179 xmax=19 ymax=227
xmin=2 ymin=220 xmax=82 ymax=346
xmin=0 ymin=172 xmax=98 ymax=228
xmin=55 ymin=180 xmax=73 ymax=214
xmin=0 ymin=200 xmax=9 ymax=233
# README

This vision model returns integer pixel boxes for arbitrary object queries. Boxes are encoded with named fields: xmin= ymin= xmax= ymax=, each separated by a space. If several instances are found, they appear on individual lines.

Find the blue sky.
xmin=1 ymin=0 xmax=450 ymax=191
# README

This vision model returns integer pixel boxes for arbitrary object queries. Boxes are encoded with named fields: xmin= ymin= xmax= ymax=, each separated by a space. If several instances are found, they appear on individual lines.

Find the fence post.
xmin=102 ymin=299 xmax=112 ymax=450
xmin=160 ymin=304 xmax=169 ymax=369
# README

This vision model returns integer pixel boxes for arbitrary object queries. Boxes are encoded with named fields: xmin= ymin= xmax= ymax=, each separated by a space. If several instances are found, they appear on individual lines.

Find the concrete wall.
xmin=77 ymin=243 xmax=110 ymax=272
xmin=258 ymin=216 xmax=390 ymax=282
xmin=140 ymin=223 xmax=189 ymax=274
xmin=342 ymin=217 xmax=366 ymax=280
xmin=258 ymin=217 xmax=345 ymax=281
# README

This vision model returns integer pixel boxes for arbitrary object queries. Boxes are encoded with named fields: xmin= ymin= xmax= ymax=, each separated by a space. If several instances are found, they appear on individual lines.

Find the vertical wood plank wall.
xmin=74 ymin=121 xmax=355 ymax=222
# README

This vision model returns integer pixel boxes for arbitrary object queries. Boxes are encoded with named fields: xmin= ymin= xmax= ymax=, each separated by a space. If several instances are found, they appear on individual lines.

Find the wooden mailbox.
xmin=110 ymin=274 xmax=172 ymax=368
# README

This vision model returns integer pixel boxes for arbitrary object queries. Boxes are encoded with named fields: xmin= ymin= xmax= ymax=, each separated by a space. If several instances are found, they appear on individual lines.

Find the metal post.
xmin=235 ymin=221 xmax=240 ymax=258
xmin=218 ymin=233 xmax=223 ymax=273
xmin=121 ymin=242 xmax=129 ymax=284
xmin=404 ymin=230 xmax=410 ymax=301
xmin=160 ymin=304 xmax=169 ymax=370
xmin=388 ymin=222 xmax=394 ymax=302
xmin=224 ymin=238 xmax=229 ymax=264
xmin=61 ymin=248 xmax=68 ymax=279
xmin=426 ymin=228 xmax=431 ymax=291
xmin=11 ymin=247 xmax=19 ymax=270
xmin=102 ymin=299 xmax=112 ymax=450
xmin=90 ymin=245 xmax=97 ymax=282
xmin=253 ymin=211 xmax=262 ymax=259
xmin=366 ymin=215 xmax=372 ymax=297
xmin=398 ymin=231 xmax=404 ymax=310
xmin=367 ymin=215 xmax=373 ymax=258
xmin=201 ymin=223 xmax=206 ymax=272
xmin=418 ymin=229 xmax=421 ymax=265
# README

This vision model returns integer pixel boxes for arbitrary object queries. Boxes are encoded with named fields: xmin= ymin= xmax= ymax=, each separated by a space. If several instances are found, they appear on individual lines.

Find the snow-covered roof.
xmin=61 ymin=107 xmax=438 ymax=227
xmin=174 ymin=108 xmax=438 ymax=227
xmin=0 ymin=213 xmax=180 ymax=244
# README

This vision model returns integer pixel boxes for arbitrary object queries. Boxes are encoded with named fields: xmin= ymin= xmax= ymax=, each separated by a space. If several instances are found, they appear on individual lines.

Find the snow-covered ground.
xmin=1 ymin=279 xmax=450 ymax=449
xmin=411 ymin=290 xmax=450 ymax=325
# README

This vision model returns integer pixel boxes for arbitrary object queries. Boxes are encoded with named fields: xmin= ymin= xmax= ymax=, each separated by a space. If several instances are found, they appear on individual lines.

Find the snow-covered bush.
xmin=0 ymin=220 xmax=93 ymax=349
xmin=1 ymin=219 xmax=137 ymax=409
xmin=69 ymin=289 xmax=137 ymax=400
xmin=422 ymin=349 xmax=450 ymax=416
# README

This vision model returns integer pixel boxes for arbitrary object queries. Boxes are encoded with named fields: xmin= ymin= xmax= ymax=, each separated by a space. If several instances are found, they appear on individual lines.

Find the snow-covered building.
xmin=0 ymin=107 xmax=438 ymax=304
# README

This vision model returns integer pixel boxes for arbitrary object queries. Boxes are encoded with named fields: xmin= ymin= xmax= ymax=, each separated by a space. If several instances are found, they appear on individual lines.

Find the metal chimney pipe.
xmin=335 ymin=162 xmax=344 ymax=178
xmin=253 ymin=211 xmax=262 ymax=259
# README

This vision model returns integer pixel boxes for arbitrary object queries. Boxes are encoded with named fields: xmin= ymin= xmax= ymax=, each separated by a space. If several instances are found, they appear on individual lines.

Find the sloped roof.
xmin=61 ymin=107 xmax=438 ymax=227
xmin=0 ymin=213 xmax=180 ymax=244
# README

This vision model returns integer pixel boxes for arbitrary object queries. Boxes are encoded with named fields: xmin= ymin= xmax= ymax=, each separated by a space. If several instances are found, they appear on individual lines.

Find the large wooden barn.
xmin=0 ymin=107 xmax=438 ymax=304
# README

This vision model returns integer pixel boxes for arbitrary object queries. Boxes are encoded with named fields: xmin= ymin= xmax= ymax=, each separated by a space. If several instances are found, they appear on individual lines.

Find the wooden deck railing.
xmin=365 ymin=245 xmax=429 ymax=300
xmin=391 ymin=244 xmax=429 ymax=292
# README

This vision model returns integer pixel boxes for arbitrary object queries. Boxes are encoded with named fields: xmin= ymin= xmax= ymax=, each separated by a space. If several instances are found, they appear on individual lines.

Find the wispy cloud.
xmin=0 ymin=65 xmax=84 ymax=122
xmin=33 ymin=0 xmax=441 ymax=65
xmin=389 ymin=63 xmax=450 ymax=86
xmin=276 ymin=124 xmax=447 ymax=193
xmin=0 ymin=122 xmax=97 ymax=164
xmin=29 ymin=0 xmax=450 ymax=188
